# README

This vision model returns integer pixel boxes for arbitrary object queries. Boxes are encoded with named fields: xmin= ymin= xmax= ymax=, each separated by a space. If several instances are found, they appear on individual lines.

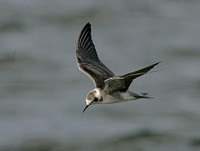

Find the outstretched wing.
xmin=76 ymin=23 xmax=114 ymax=89
xmin=104 ymin=62 xmax=160 ymax=93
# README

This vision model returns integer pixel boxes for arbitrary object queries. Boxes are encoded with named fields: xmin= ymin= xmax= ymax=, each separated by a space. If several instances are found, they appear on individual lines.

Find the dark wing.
xmin=76 ymin=23 xmax=114 ymax=89
xmin=103 ymin=62 xmax=160 ymax=93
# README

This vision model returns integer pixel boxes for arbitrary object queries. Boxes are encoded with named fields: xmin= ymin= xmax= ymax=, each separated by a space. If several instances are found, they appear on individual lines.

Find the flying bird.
xmin=76 ymin=23 xmax=160 ymax=112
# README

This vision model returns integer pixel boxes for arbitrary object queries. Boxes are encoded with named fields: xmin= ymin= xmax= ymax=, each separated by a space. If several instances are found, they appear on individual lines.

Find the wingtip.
xmin=151 ymin=61 xmax=161 ymax=67
xmin=77 ymin=22 xmax=92 ymax=49
xmin=157 ymin=61 xmax=161 ymax=65
xmin=80 ymin=22 xmax=91 ymax=34
xmin=85 ymin=22 xmax=91 ymax=28
xmin=155 ymin=61 xmax=161 ymax=65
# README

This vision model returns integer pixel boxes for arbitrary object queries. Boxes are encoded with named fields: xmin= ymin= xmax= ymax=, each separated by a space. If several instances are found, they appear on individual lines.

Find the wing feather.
xmin=104 ymin=62 xmax=160 ymax=93
xmin=76 ymin=23 xmax=114 ymax=89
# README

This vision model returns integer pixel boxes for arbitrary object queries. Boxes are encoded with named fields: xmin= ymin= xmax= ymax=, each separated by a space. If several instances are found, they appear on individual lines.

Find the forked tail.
xmin=128 ymin=91 xmax=154 ymax=99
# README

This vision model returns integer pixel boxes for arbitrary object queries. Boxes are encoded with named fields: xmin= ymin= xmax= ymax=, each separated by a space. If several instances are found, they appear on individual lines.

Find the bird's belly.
xmin=100 ymin=92 xmax=138 ymax=104
xmin=101 ymin=97 xmax=124 ymax=104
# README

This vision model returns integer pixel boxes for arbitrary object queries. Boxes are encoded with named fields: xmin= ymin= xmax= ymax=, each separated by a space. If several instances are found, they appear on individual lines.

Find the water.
xmin=0 ymin=0 xmax=200 ymax=150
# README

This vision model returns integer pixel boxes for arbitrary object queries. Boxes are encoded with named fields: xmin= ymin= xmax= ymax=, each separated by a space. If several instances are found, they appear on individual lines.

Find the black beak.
xmin=82 ymin=105 xmax=90 ymax=113
xmin=83 ymin=101 xmax=94 ymax=113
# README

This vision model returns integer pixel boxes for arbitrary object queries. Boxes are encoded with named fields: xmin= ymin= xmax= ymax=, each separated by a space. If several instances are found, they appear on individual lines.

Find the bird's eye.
xmin=94 ymin=97 xmax=98 ymax=102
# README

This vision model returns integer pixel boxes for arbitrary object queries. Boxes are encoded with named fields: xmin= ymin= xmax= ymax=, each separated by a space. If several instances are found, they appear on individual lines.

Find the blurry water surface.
xmin=0 ymin=0 xmax=200 ymax=151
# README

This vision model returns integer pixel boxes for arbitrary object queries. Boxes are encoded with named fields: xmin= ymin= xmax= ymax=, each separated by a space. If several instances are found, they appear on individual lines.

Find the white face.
xmin=86 ymin=99 xmax=92 ymax=105
xmin=86 ymin=89 xmax=101 ymax=105
xmin=83 ymin=88 xmax=101 ymax=112
xmin=86 ymin=97 xmax=98 ymax=105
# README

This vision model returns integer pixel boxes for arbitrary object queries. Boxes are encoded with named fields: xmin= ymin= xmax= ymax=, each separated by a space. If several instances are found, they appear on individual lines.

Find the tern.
xmin=76 ymin=23 xmax=160 ymax=112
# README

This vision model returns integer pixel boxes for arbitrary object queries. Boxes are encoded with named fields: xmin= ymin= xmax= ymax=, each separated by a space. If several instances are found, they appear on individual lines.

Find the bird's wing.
xmin=76 ymin=23 xmax=114 ymax=89
xmin=103 ymin=62 xmax=160 ymax=93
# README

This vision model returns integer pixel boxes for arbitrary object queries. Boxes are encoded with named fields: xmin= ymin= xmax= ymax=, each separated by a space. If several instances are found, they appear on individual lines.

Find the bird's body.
xmin=87 ymin=88 xmax=150 ymax=105
xmin=76 ymin=23 xmax=160 ymax=112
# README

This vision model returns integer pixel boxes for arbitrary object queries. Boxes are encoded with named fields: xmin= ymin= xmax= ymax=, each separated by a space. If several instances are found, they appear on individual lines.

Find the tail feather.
xmin=128 ymin=91 xmax=154 ymax=99
xmin=140 ymin=93 xmax=154 ymax=99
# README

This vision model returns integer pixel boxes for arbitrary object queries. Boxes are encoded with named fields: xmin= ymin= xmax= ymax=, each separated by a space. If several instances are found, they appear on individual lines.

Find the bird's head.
xmin=83 ymin=88 xmax=101 ymax=112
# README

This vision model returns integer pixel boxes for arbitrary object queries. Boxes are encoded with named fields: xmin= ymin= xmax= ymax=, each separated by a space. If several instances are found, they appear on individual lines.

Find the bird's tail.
xmin=139 ymin=93 xmax=154 ymax=99
xmin=128 ymin=91 xmax=154 ymax=99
